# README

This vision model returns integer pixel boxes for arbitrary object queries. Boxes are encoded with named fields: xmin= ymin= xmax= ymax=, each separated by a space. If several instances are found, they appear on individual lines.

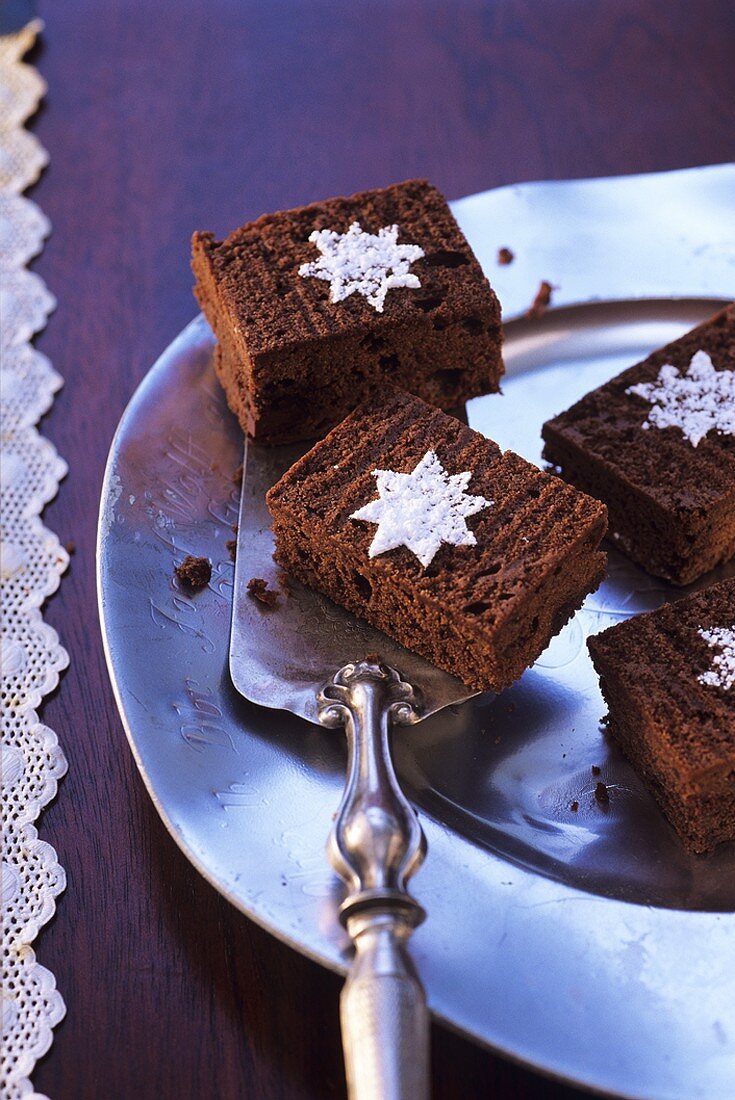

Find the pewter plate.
xmin=98 ymin=165 xmax=735 ymax=1100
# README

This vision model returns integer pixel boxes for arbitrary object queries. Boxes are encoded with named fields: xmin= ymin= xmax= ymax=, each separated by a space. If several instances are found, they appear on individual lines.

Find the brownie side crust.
xmin=588 ymin=579 xmax=735 ymax=853
xmin=267 ymin=387 xmax=607 ymax=692
xmin=195 ymin=242 xmax=259 ymax=435
xmin=541 ymin=304 xmax=735 ymax=585
xmin=192 ymin=179 xmax=504 ymax=444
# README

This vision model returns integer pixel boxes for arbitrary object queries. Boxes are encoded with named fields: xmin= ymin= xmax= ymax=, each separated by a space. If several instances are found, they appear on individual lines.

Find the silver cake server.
xmin=229 ymin=438 xmax=477 ymax=1100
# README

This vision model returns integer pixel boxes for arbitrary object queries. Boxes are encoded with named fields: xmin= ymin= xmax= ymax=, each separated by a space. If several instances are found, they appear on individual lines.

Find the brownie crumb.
xmin=594 ymin=781 xmax=610 ymax=806
xmin=570 ymin=800 xmax=579 ymax=812
xmin=175 ymin=555 xmax=211 ymax=591
xmin=497 ymin=247 xmax=514 ymax=266
xmin=591 ymin=765 xmax=601 ymax=776
xmin=226 ymin=538 xmax=237 ymax=562
xmin=231 ymin=523 xmax=238 ymax=534
xmin=526 ymin=280 xmax=554 ymax=319
xmin=247 ymin=576 xmax=278 ymax=607
xmin=233 ymin=464 xmax=243 ymax=486
xmin=64 ymin=541 xmax=76 ymax=556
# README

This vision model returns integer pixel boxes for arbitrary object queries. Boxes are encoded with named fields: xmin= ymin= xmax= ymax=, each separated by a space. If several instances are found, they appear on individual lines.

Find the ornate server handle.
xmin=318 ymin=659 xmax=429 ymax=1100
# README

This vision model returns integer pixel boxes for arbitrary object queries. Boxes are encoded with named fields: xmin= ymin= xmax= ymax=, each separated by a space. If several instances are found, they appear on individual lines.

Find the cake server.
xmin=229 ymin=438 xmax=475 ymax=1100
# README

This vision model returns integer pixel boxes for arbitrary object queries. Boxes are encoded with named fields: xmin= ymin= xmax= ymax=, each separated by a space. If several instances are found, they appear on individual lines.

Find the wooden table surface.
xmin=29 ymin=2 xmax=734 ymax=1097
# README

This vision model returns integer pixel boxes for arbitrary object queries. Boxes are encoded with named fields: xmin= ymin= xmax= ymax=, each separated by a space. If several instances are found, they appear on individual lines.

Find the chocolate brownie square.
xmin=588 ymin=579 xmax=735 ymax=853
xmin=192 ymin=179 xmax=503 ymax=445
xmin=541 ymin=304 xmax=735 ymax=585
xmin=266 ymin=387 xmax=607 ymax=692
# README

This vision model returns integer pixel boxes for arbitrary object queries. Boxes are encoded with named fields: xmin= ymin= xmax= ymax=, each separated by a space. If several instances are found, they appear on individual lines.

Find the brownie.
xmin=192 ymin=179 xmax=503 ymax=445
xmin=588 ymin=579 xmax=735 ymax=853
xmin=266 ymin=387 xmax=607 ymax=692
xmin=542 ymin=304 xmax=735 ymax=585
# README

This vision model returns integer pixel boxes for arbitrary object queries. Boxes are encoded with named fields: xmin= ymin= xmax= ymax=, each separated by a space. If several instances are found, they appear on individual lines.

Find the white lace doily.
xmin=1 ymin=20 xmax=68 ymax=1100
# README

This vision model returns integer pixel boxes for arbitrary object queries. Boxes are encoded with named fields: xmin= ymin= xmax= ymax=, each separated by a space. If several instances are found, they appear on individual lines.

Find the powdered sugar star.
xmin=350 ymin=450 xmax=492 ymax=568
xmin=698 ymin=625 xmax=735 ymax=692
xmin=626 ymin=349 xmax=735 ymax=447
xmin=298 ymin=222 xmax=425 ymax=313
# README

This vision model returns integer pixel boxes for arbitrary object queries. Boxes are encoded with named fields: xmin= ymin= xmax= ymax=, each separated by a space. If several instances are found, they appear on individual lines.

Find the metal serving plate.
xmin=98 ymin=165 xmax=735 ymax=1099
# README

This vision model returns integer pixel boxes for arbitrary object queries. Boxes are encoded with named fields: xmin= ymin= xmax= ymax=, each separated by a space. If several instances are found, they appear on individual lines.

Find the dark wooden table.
xmin=29 ymin=2 xmax=734 ymax=1097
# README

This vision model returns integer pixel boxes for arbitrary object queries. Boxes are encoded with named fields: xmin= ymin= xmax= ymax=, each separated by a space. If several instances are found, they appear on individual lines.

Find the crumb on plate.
xmin=526 ymin=280 xmax=554 ymax=319
xmin=174 ymin=554 xmax=211 ymax=591
xmin=247 ymin=576 xmax=278 ymax=607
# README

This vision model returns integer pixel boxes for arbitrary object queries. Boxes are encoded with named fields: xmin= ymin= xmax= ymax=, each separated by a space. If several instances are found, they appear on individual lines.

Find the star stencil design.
xmin=626 ymin=349 xmax=735 ymax=447
xmin=298 ymin=222 xmax=425 ymax=313
xmin=350 ymin=450 xmax=492 ymax=568
xmin=698 ymin=626 xmax=735 ymax=692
